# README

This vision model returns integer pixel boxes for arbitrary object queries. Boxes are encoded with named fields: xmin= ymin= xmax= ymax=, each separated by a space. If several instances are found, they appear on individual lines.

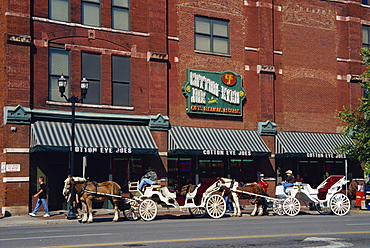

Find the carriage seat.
xmin=300 ymin=183 xmax=318 ymax=196
xmin=317 ymin=176 xmax=344 ymax=200
xmin=176 ymin=184 xmax=198 ymax=206
xmin=160 ymin=186 xmax=176 ymax=199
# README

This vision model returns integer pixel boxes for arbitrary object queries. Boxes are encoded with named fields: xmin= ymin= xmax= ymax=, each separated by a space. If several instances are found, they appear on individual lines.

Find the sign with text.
xmin=182 ymin=69 xmax=246 ymax=116
xmin=6 ymin=164 xmax=21 ymax=172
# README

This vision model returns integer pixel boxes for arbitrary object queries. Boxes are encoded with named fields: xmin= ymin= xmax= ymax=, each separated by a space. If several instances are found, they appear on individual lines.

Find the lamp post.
xmin=58 ymin=75 xmax=89 ymax=219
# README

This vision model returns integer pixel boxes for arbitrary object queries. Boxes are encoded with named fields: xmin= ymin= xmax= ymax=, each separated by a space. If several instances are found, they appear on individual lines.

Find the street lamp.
xmin=58 ymin=75 xmax=89 ymax=219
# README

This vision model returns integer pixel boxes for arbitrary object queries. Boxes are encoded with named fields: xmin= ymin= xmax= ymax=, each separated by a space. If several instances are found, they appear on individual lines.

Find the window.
xmin=112 ymin=56 xmax=130 ymax=106
xmin=49 ymin=0 xmax=70 ymax=21
xmin=49 ymin=48 xmax=70 ymax=101
xmin=82 ymin=53 xmax=101 ymax=104
xmin=112 ymin=0 xmax=130 ymax=30
xmin=363 ymin=25 xmax=370 ymax=49
xmin=82 ymin=0 xmax=101 ymax=27
xmin=362 ymin=0 xmax=370 ymax=5
xmin=195 ymin=16 xmax=229 ymax=54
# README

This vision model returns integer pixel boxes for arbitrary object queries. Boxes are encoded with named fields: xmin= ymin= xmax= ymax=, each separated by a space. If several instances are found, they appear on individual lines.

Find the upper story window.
xmin=49 ymin=48 xmax=70 ymax=101
xmin=112 ymin=0 xmax=130 ymax=31
xmin=362 ymin=0 xmax=370 ymax=5
xmin=112 ymin=56 xmax=130 ymax=106
xmin=195 ymin=16 xmax=229 ymax=55
xmin=363 ymin=25 xmax=370 ymax=49
xmin=49 ymin=0 xmax=70 ymax=22
xmin=82 ymin=52 xmax=101 ymax=104
xmin=82 ymin=0 xmax=101 ymax=27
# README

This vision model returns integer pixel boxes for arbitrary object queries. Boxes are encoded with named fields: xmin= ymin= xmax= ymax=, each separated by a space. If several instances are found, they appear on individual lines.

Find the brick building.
xmin=0 ymin=0 xmax=367 ymax=215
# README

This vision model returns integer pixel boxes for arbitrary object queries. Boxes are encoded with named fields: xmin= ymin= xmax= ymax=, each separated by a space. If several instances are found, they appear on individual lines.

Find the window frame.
xmin=112 ymin=55 xmax=131 ymax=106
xmin=48 ymin=47 xmax=70 ymax=102
xmin=82 ymin=0 xmax=101 ymax=27
xmin=112 ymin=0 xmax=130 ymax=31
xmin=82 ymin=52 xmax=101 ymax=105
xmin=194 ymin=16 xmax=230 ymax=55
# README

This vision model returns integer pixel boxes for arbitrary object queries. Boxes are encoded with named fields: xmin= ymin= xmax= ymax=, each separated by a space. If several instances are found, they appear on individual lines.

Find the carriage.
xmin=272 ymin=175 xmax=351 ymax=216
xmin=123 ymin=178 xmax=227 ymax=221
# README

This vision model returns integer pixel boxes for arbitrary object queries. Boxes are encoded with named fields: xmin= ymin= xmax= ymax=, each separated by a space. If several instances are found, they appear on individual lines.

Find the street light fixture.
xmin=58 ymin=75 xmax=89 ymax=220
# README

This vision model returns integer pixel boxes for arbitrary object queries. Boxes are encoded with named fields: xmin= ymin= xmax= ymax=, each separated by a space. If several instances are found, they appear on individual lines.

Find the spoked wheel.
xmin=189 ymin=207 xmax=206 ymax=218
xmin=272 ymin=199 xmax=285 ymax=216
xmin=205 ymin=194 xmax=226 ymax=219
xmin=283 ymin=197 xmax=300 ymax=216
xmin=330 ymin=193 xmax=350 ymax=216
xmin=138 ymin=199 xmax=158 ymax=221
xmin=315 ymin=202 xmax=332 ymax=215
xmin=123 ymin=199 xmax=140 ymax=221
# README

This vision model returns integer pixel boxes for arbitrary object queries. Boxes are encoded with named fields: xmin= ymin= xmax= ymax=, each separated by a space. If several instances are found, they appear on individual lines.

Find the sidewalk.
xmin=0 ymin=206 xmax=369 ymax=227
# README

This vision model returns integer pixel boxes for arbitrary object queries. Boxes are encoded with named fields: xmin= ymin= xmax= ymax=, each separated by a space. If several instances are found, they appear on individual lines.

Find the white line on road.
xmin=0 ymin=233 xmax=112 ymax=242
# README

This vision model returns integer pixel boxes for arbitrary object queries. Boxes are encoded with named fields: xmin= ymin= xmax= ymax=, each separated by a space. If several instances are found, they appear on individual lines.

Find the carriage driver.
xmin=138 ymin=167 xmax=158 ymax=191
xmin=281 ymin=170 xmax=295 ymax=193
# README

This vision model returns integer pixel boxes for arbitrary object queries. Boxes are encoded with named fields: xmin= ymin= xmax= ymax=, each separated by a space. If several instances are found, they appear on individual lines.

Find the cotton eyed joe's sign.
xmin=182 ymin=69 xmax=246 ymax=116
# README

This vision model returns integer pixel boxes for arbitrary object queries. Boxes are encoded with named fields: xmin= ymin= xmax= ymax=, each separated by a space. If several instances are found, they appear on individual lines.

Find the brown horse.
xmin=63 ymin=176 xmax=128 ymax=223
xmin=220 ymin=178 xmax=268 ymax=217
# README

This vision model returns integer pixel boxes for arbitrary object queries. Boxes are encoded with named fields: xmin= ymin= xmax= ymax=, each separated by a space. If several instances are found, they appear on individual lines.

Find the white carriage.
xmin=123 ymin=178 xmax=227 ymax=221
xmin=273 ymin=175 xmax=351 ymax=216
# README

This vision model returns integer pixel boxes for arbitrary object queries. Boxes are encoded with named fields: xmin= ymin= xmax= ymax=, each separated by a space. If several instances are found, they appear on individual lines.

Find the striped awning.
xmin=30 ymin=121 xmax=158 ymax=154
xmin=276 ymin=132 xmax=354 ymax=158
xmin=168 ymin=126 xmax=271 ymax=156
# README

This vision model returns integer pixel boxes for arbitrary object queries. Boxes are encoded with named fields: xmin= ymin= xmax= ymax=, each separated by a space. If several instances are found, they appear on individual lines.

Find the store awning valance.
xmin=30 ymin=121 xmax=158 ymax=154
xmin=275 ymin=132 xmax=354 ymax=158
xmin=168 ymin=126 xmax=271 ymax=156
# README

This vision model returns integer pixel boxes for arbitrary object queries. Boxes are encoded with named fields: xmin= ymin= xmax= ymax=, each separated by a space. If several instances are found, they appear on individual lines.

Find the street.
xmin=1 ymin=211 xmax=370 ymax=248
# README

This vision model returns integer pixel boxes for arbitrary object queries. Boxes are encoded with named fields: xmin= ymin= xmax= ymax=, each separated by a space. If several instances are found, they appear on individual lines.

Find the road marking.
xmin=303 ymin=237 xmax=353 ymax=248
xmin=346 ymin=223 xmax=370 ymax=226
xmin=0 ymin=233 xmax=112 ymax=242
xmin=41 ymin=231 xmax=370 ymax=248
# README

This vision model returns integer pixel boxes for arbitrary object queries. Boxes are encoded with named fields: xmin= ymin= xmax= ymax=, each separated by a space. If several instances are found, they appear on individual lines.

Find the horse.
xmin=220 ymin=178 xmax=269 ymax=217
xmin=62 ymin=176 xmax=129 ymax=223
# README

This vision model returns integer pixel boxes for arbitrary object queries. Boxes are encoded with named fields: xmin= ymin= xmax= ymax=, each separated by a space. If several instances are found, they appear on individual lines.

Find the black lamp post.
xmin=58 ymin=75 xmax=89 ymax=220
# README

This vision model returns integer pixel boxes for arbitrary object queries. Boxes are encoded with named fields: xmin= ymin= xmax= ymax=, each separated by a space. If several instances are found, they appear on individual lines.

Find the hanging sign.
xmin=182 ymin=69 xmax=246 ymax=116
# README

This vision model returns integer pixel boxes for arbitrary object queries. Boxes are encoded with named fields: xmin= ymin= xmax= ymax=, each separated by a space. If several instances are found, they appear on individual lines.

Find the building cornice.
xmin=4 ymin=105 xmax=170 ymax=131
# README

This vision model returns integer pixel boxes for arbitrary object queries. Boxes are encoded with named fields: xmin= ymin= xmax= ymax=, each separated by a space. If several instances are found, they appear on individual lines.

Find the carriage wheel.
xmin=330 ymin=193 xmax=350 ymax=216
xmin=272 ymin=199 xmax=285 ymax=216
xmin=123 ymin=199 xmax=140 ymax=221
xmin=205 ymin=194 xmax=226 ymax=219
xmin=315 ymin=202 xmax=332 ymax=215
xmin=189 ymin=207 xmax=206 ymax=218
xmin=283 ymin=197 xmax=300 ymax=216
xmin=138 ymin=199 xmax=158 ymax=221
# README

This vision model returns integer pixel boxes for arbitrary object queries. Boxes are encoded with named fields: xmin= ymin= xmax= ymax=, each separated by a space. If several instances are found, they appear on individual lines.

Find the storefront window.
xmin=168 ymin=158 xmax=192 ymax=191
xmin=298 ymin=160 xmax=321 ymax=187
xmin=230 ymin=159 xmax=254 ymax=183
xmin=199 ymin=159 xmax=224 ymax=181
xmin=112 ymin=157 xmax=143 ymax=192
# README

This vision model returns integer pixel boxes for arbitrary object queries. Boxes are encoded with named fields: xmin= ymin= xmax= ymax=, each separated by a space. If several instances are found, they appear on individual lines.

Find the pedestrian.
xmin=138 ymin=167 xmax=158 ymax=191
xmin=65 ymin=189 xmax=81 ymax=218
xmin=258 ymin=174 xmax=269 ymax=192
xmin=29 ymin=177 xmax=50 ymax=217
xmin=258 ymin=173 xmax=270 ymax=215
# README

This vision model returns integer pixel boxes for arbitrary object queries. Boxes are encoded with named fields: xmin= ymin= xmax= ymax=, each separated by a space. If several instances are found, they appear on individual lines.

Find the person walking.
xmin=29 ymin=177 xmax=50 ymax=217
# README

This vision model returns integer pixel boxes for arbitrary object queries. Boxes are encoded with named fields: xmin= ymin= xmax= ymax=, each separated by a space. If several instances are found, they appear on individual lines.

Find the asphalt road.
xmin=1 ymin=212 xmax=370 ymax=248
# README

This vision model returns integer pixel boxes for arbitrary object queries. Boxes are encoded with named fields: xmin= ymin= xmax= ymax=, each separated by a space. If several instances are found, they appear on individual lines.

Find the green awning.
xmin=275 ymin=132 xmax=353 ymax=158
xmin=168 ymin=126 xmax=271 ymax=156
xmin=30 ymin=121 xmax=158 ymax=154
